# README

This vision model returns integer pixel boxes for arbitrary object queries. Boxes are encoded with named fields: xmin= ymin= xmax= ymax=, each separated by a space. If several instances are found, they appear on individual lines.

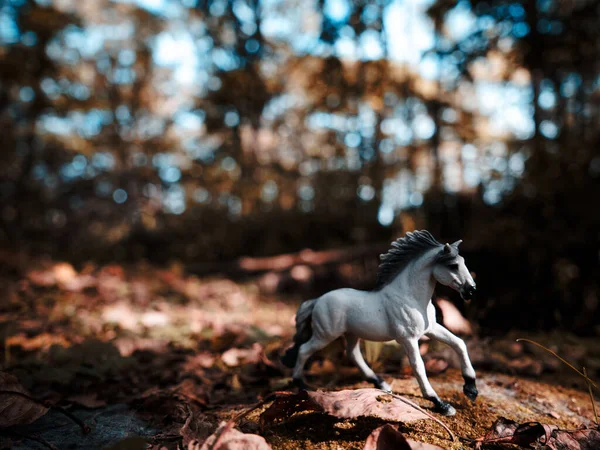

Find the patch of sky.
xmin=346 ymin=148 xmax=362 ymax=171
xmin=379 ymin=138 xmax=394 ymax=154
xmin=233 ymin=0 xmax=255 ymax=23
xmin=413 ymin=114 xmax=435 ymax=140
xmin=118 ymin=49 xmax=136 ymax=66
xmin=538 ymin=90 xmax=556 ymax=109
xmin=261 ymin=180 xmax=278 ymax=202
xmin=462 ymin=144 xmax=478 ymax=161
xmin=540 ymin=120 xmax=558 ymax=139
xmin=175 ymin=111 xmax=204 ymax=130
xmin=159 ymin=166 xmax=182 ymax=183
xmin=221 ymin=156 xmax=237 ymax=172
xmin=163 ymin=184 xmax=186 ymax=214
xmin=377 ymin=205 xmax=394 ymax=226
xmin=137 ymin=115 xmax=166 ymax=139
xmin=116 ymin=105 xmax=131 ymax=123
xmin=508 ymin=3 xmax=525 ymax=19
xmin=207 ymin=77 xmax=222 ymax=91
xmin=508 ymin=152 xmax=526 ymax=176
xmin=463 ymin=164 xmax=480 ymax=187
xmin=212 ymin=48 xmax=238 ymax=71
xmin=0 ymin=12 xmax=19 ymax=44
xmin=410 ymin=191 xmax=424 ymax=207
xmin=511 ymin=22 xmax=530 ymax=38
xmin=129 ymin=0 xmax=185 ymax=18
xmin=152 ymin=152 xmax=176 ymax=168
xmin=19 ymin=87 xmax=34 ymax=103
xmin=297 ymin=184 xmax=315 ymax=201
xmin=245 ymin=39 xmax=260 ymax=53
xmin=359 ymin=30 xmax=384 ymax=60
xmin=193 ymin=187 xmax=211 ymax=203
xmin=241 ymin=22 xmax=257 ymax=36
xmin=92 ymin=152 xmax=115 ymax=170
xmin=153 ymin=30 xmax=198 ymax=84
xmin=324 ymin=0 xmax=351 ymax=23
xmin=344 ymin=132 xmax=361 ymax=148
xmin=445 ymin=0 xmax=478 ymax=41
xmin=385 ymin=0 xmax=435 ymax=65
xmin=41 ymin=116 xmax=72 ymax=135
xmin=419 ymin=53 xmax=440 ymax=80
xmin=113 ymin=188 xmax=128 ymax=204
xmin=482 ymin=184 xmax=502 ymax=205
xmin=358 ymin=184 xmax=375 ymax=201
xmin=379 ymin=168 xmax=414 ymax=223
xmin=560 ymin=73 xmax=581 ymax=98
xmin=22 ymin=31 xmax=37 ymax=46
xmin=209 ymin=0 xmax=227 ymax=17
xmin=335 ymin=37 xmax=357 ymax=59
xmin=228 ymin=196 xmax=242 ymax=216
xmin=224 ymin=111 xmax=240 ymax=127
xmin=69 ymin=83 xmax=90 ymax=101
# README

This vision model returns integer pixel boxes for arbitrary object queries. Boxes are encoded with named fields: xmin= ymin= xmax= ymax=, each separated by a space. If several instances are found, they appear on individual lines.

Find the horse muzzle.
xmin=460 ymin=283 xmax=476 ymax=301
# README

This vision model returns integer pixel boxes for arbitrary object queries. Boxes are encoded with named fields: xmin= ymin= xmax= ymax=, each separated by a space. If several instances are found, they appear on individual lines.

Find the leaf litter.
xmin=1 ymin=259 xmax=600 ymax=449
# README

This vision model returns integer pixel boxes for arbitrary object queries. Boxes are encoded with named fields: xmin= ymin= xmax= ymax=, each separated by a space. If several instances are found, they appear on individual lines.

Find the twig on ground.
xmin=583 ymin=368 xmax=598 ymax=425
xmin=383 ymin=390 xmax=455 ymax=442
xmin=516 ymin=337 xmax=599 ymax=425
xmin=515 ymin=338 xmax=597 ymax=389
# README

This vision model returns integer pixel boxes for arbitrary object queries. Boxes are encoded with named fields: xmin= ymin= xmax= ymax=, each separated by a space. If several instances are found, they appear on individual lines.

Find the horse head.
xmin=432 ymin=240 xmax=476 ymax=300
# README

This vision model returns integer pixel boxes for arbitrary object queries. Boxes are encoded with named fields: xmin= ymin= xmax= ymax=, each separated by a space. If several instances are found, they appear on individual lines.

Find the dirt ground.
xmin=0 ymin=260 xmax=598 ymax=449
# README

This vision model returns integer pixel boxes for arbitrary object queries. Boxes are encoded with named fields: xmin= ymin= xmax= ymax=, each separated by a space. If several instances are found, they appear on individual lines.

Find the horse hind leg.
xmin=346 ymin=335 xmax=392 ymax=392
xmin=292 ymin=335 xmax=335 ymax=388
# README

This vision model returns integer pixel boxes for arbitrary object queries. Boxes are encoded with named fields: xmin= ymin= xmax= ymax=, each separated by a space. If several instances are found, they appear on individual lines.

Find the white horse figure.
xmin=281 ymin=230 xmax=478 ymax=416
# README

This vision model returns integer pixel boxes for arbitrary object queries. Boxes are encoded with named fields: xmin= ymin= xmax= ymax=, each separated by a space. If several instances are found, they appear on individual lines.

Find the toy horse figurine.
xmin=281 ymin=230 xmax=477 ymax=416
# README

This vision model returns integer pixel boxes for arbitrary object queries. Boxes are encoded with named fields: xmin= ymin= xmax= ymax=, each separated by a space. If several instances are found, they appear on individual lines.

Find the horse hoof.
xmin=369 ymin=376 xmax=392 ymax=393
xmin=378 ymin=381 xmax=392 ymax=393
xmin=432 ymin=399 xmax=456 ymax=416
xmin=463 ymin=378 xmax=478 ymax=402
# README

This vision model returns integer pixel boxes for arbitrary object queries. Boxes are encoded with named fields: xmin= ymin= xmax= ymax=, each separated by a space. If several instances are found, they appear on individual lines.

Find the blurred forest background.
xmin=0 ymin=0 xmax=599 ymax=334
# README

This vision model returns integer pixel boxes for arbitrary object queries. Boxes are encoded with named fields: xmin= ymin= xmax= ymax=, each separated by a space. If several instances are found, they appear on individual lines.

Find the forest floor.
xmin=0 ymin=259 xmax=599 ymax=449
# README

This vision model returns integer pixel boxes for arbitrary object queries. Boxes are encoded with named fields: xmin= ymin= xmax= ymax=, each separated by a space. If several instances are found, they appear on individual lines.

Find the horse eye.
xmin=449 ymin=263 xmax=459 ymax=270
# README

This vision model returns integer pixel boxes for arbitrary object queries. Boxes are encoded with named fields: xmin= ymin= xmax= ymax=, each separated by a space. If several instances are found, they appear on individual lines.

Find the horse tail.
xmin=281 ymin=298 xmax=317 ymax=368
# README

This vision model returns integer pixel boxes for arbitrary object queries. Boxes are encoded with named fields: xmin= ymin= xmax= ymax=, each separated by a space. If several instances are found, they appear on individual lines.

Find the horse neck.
xmin=384 ymin=249 xmax=437 ymax=308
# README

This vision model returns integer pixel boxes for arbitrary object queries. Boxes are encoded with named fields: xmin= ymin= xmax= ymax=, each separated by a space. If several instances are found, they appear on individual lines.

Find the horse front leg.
xmin=426 ymin=323 xmax=478 ymax=402
xmin=400 ymin=338 xmax=456 ymax=416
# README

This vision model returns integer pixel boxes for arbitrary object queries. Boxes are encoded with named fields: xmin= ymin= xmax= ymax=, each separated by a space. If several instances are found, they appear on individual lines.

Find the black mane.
xmin=375 ymin=230 xmax=457 ymax=290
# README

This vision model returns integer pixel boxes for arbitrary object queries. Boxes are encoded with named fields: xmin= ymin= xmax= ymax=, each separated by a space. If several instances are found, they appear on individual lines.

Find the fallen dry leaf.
xmin=67 ymin=393 xmax=107 ymax=409
xmin=364 ymin=424 xmax=444 ymax=450
xmin=0 ymin=371 xmax=50 ymax=428
xmin=221 ymin=343 xmax=263 ymax=367
xmin=436 ymin=298 xmax=472 ymax=335
xmin=546 ymin=427 xmax=600 ymax=450
xmin=261 ymin=389 xmax=429 ymax=425
xmin=475 ymin=417 xmax=600 ymax=449
xmin=474 ymin=417 xmax=552 ymax=448
xmin=190 ymin=421 xmax=271 ymax=450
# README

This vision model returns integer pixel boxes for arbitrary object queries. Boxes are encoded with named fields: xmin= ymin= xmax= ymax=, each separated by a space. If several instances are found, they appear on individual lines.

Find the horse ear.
xmin=452 ymin=239 xmax=463 ymax=247
xmin=443 ymin=243 xmax=452 ymax=253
